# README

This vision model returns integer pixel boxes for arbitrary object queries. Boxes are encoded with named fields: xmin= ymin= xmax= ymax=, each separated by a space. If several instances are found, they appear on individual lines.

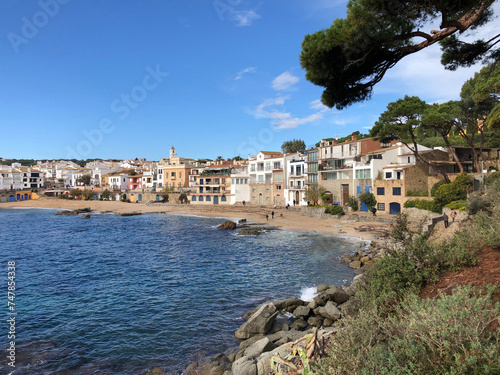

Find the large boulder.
xmin=349 ymin=260 xmax=362 ymax=269
xmin=239 ymin=335 xmax=266 ymax=352
xmin=292 ymin=305 xmax=310 ymax=318
xmin=322 ymin=286 xmax=350 ymax=305
xmin=238 ymin=228 xmax=262 ymax=236
xmin=244 ymin=338 xmax=275 ymax=359
xmin=235 ymin=302 xmax=278 ymax=339
xmin=218 ymin=221 xmax=237 ymax=230
xmin=290 ymin=319 xmax=308 ymax=331
xmin=317 ymin=301 xmax=341 ymax=321
xmin=256 ymin=342 xmax=294 ymax=375
xmin=307 ymin=316 xmax=323 ymax=328
xmin=273 ymin=298 xmax=305 ymax=312
xmin=232 ymin=356 xmax=257 ymax=375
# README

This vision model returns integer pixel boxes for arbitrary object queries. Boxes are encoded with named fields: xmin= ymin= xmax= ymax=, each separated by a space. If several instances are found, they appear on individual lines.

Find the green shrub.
xmin=314 ymin=285 xmax=500 ymax=375
xmin=444 ymin=200 xmax=467 ymax=210
xmin=434 ymin=173 xmax=473 ymax=207
xmin=347 ymin=196 xmax=358 ymax=211
xmin=430 ymin=179 xmax=447 ymax=197
xmin=358 ymin=192 xmax=377 ymax=210
xmin=404 ymin=199 xmax=442 ymax=213
xmin=406 ymin=189 xmax=429 ymax=197
xmin=485 ymin=171 xmax=500 ymax=186
xmin=325 ymin=205 xmax=345 ymax=216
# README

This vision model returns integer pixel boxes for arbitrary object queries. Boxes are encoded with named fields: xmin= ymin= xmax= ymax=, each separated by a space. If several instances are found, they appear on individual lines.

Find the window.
xmin=377 ymin=203 xmax=385 ymax=211
xmin=199 ymin=179 xmax=204 ymax=185
xmin=386 ymin=172 xmax=392 ymax=179
xmin=250 ymin=164 xmax=256 ymax=172
xmin=221 ymin=196 xmax=226 ymax=202
xmin=244 ymin=179 xmax=248 ymax=184
xmin=232 ymin=178 xmax=235 ymax=184
xmin=325 ymin=172 xmax=337 ymax=180
xmin=376 ymin=187 xmax=385 ymax=195
xmin=308 ymin=163 xmax=318 ymax=172
xmin=198 ymin=196 xmax=203 ymax=201
xmin=393 ymin=187 xmax=401 ymax=196
xmin=171 ymin=172 xmax=176 ymax=177
xmin=407 ymin=157 xmax=411 ymax=163
xmin=179 ymin=172 xmax=182 ymax=179
xmin=277 ymin=194 xmax=281 ymax=203
xmin=222 ymin=178 xmax=226 ymax=184
xmin=276 ymin=185 xmax=282 ymax=190
xmin=290 ymin=181 xmax=294 ymax=188
xmin=396 ymin=172 xmax=402 ymax=180
xmin=192 ymin=196 xmax=197 ymax=201
xmin=274 ymin=174 xmax=283 ymax=183
xmin=290 ymin=166 xmax=295 ymax=175
xmin=258 ymin=175 xmax=264 ymax=183
xmin=206 ymin=196 xmax=211 ymax=201
xmin=297 ymin=181 xmax=301 ymax=188
xmin=308 ymin=152 xmax=318 ymax=162
xmin=308 ymin=174 xmax=318 ymax=183
xmin=355 ymin=169 xmax=370 ymax=179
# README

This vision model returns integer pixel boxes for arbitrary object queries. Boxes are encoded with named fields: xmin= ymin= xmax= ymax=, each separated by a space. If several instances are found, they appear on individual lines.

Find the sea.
xmin=0 ymin=208 xmax=362 ymax=374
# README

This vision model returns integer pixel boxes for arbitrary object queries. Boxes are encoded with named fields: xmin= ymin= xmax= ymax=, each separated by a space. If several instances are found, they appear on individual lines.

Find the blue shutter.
xmin=356 ymin=186 xmax=361 ymax=194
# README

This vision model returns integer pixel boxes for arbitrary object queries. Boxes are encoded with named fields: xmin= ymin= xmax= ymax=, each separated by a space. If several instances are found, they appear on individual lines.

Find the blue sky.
xmin=1 ymin=0 xmax=497 ymax=161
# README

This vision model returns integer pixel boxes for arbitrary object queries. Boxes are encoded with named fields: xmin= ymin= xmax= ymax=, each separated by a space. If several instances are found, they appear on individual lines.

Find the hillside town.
xmin=2 ymin=137 xmax=499 ymax=215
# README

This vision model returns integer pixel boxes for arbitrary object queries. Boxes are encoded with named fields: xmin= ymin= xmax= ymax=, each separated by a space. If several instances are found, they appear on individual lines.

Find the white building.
xmin=284 ymin=154 xmax=308 ymax=206
xmin=230 ymin=165 xmax=249 ymax=205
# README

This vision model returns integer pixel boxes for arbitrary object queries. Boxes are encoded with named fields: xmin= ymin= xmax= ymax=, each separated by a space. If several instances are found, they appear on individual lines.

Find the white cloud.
xmin=234 ymin=67 xmax=257 ymax=80
xmin=310 ymin=99 xmax=328 ymax=110
xmin=254 ymin=95 xmax=329 ymax=129
xmin=272 ymin=71 xmax=300 ymax=91
xmin=231 ymin=10 xmax=260 ymax=27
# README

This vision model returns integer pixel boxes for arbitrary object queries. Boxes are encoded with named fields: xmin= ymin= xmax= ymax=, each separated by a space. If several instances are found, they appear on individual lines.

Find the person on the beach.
xmin=443 ymin=212 xmax=449 ymax=228
xmin=265 ymin=214 xmax=269 ymax=221
xmin=273 ymin=204 xmax=277 ymax=209
xmin=372 ymin=206 xmax=377 ymax=216
xmin=450 ymin=209 xmax=456 ymax=223
xmin=286 ymin=203 xmax=290 ymax=210
xmin=271 ymin=211 xmax=275 ymax=219
xmin=280 ymin=213 xmax=283 ymax=218
xmin=242 ymin=200 xmax=245 ymax=206
xmin=293 ymin=200 xmax=296 ymax=206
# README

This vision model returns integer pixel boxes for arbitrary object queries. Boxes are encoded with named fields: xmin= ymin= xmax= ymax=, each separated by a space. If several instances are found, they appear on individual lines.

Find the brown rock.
xmin=349 ymin=260 xmax=362 ymax=269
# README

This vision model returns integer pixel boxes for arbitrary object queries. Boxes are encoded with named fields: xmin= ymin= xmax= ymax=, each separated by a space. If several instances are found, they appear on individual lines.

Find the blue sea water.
xmin=0 ymin=209 xmax=360 ymax=374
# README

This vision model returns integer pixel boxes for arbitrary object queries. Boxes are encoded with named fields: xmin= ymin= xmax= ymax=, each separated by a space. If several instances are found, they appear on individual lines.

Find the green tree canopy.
xmin=281 ymin=139 xmax=306 ymax=154
xmin=300 ymin=0 xmax=498 ymax=109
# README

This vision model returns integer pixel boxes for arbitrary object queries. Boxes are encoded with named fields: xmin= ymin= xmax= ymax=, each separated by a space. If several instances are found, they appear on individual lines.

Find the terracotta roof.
xmin=260 ymin=151 xmax=283 ymax=156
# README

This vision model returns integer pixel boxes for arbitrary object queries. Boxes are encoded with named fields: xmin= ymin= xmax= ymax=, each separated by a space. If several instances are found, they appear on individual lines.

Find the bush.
xmin=406 ymin=189 xmax=429 ymax=197
xmin=485 ymin=171 xmax=500 ymax=186
xmin=444 ymin=200 xmax=467 ymax=210
xmin=434 ymin=173 xmax=473 ymax=207
xmin=430 ymin=179 xmax=447 ymax=197
xmin=325 ymin=205 xmax=345 ymax=216
xmin=358 ymin=192 xmax=377 ymax=210
xmin=179 ymin=193 xmax=189 ymax=204
xmin=314 ymin=285 xmax=500 ymax=375
xmin=404 ymin=199 xmax=442 ymax=213
xmin=347 ymin=196 xmax=358 ymax=211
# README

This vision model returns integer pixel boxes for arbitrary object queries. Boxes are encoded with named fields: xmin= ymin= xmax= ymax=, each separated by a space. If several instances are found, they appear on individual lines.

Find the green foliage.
xmin=430 ymin=179 xmax=447 ymax=197
xmin=404 ymin=199 xmax=442 ymax=213
xmin=434 ymin=173 xmax=473 ymax=207
xmin=82 ymin=190 xmax=94 ymax=200
xmin=485 ymin=171 xmax=500 ymax=186
xmin=77 ymin=175 xmax=92 ymax=186
xmin=314 ymin=285 xmax=500 ymax=375
xmin=444 ymin=200 xmax=467 ymax=210
xmin=101 ymin=190 xmax=112 ymax=201
xmin=358 ymin=192 xmax=377 ymax=210
xmin=304 ymin=184 xmax=326 ymax=205
xmin=179 ymin=193 xmax=189 ymax=204
xmin=320 ymin=191 xmax=333 ymax=205
xmin=406 ymin=189 xmax=428 ymax=197
xmin=325 ymin=205 xmax=345 ymax=216
xmin=347 ymin=196 xmax=358 ymax=211
xmin=69 ymin=189 xmax=81 ymax=197
xmin=300 ymin=0 xmax=497 ymax=109
xmin=281 ymin=139 xmax=306 ymax=154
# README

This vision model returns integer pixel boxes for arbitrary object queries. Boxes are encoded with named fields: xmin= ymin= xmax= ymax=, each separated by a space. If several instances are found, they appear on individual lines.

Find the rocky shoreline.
xmin=145 ymin=238 xmax=384 ymax=375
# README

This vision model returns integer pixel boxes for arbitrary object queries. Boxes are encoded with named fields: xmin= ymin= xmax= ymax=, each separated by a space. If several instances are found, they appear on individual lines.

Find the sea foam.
xmin=299 ymin=286 xmax=318 ymax=302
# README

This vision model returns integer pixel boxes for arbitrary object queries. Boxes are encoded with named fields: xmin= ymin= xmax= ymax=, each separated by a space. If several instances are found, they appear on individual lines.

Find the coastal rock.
xmin=307 ymin=316 xmax=323 ymax=328
xmin=273 ymin=298 xmax=305 ymax=312
xmin=238 ymin=219 xmax=247 ymax=224
xmin=316 ymin=284 xmax=329 ymax=293
xmin=323 ymin=318 xmax=333 ymax=327
xmin=322 ymin=286 xmax=350 ymax=305
xmin=235 ymin=302 xmax=278 ymax=339
xmin=256 ymin=342 xmax=294 ymax=375
xmin=267 ymin=330 xmax=313 ymax=346
xmin=81 ymin=213 xmax=91 ymax=219
xmin=56 ymin=207 xmax=92 ymax=216
xmin=239 ymin=335 xmax=266 ymax=352
xmin=232 ymin=356 xmax=257 ymax=375
xmin=290 ymin=318 xmax=308 ymax=331
xmin=244 ymin=338 xmax=275 ymax=359
xmin=313 ymin=296 xmax=326 ymax=306
xmin=115 ymin=212 xmax=142 ymax=217
xmin=147 ymin=368 xmax=165 ymax=375
xmin=218 ymin=221 xmax=237 ymax=230
xmin=237 ymin=228 xmax=262 ymax=236
xmin=349 ymin=260 xmax=362 ymax=269
xmin=317 ymin=301 xmax=341 ymax=321
xmin=292 ymin=305 xmax=310 ymax=318
xmin=307 ymin=300 xmax=318 ymax=309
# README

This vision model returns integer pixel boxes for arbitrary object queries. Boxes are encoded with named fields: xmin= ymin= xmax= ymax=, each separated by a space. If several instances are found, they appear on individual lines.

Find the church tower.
xmin=170 ymin=146 xmax=177 ymax=159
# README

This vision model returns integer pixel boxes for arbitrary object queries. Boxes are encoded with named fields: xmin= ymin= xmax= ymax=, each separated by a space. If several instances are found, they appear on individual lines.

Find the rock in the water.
xmin=81 ymin=213 xmax=91 ymax=219
xmin=318 ymin=301 xmax=341 ymax=321
xmin=238 ymin=219 xmax=247 ymax=223
xmin=292 ymin=305 xmax=310 ymax=318
xmin=218 ymin=221 xmax=237 ymax=230
xmin=237 ymin=228 xmax=262 ymax=236
xmin=235 ymin=302 xmax=278 ymax=339
xmin=316 ymin=284 xmax=328 ymax=293
xmin=273 ymin=298 xmax=305 ymax=312
xmin=115 ymin=212 xmax=142 ymax=216
xmin=147 ymin=367 xmax=165 ymax=375
xmin=232 ymin=356 xmax=257 ymax=375
xmin=56 ymin=207 xmax=92 ymax=216
xmin=239 ymin=335 xmax=266 ymax=352
xmin=349 ymin=260 xmax=362 ymax=269
xmin=244 ymin=338 xmax=275 ymax=359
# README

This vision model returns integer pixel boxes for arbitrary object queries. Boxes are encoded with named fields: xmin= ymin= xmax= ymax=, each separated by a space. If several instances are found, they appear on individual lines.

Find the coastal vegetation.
xmin=313 ymin=181 xmax=500 ymax=374
xmin=282 ymin=139 xmax=307 ymax=154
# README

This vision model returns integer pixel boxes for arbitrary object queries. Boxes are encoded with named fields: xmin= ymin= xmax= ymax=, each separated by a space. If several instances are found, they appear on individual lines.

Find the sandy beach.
xmin=1 ymin=197 xmax=394 ymax=242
